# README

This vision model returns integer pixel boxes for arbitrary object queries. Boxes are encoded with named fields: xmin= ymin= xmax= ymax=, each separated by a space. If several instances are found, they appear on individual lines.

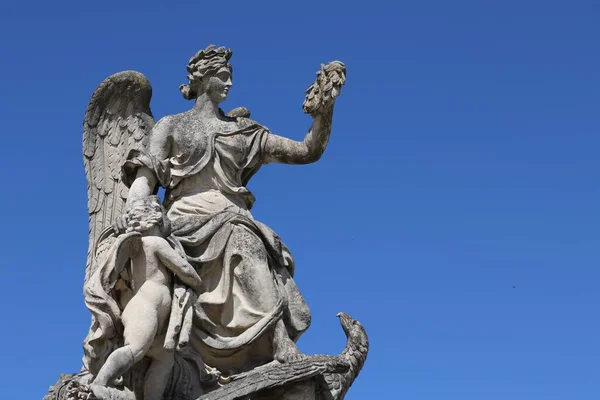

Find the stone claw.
xmin=66 ymin=382 xmax=94 ymax=400
xmin=200 ymin=366 xmax=222 ymax=384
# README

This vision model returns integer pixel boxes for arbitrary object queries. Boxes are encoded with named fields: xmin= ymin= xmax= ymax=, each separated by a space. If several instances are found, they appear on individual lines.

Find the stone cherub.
xmin=86 ymin=196 xmax=203 ymax=400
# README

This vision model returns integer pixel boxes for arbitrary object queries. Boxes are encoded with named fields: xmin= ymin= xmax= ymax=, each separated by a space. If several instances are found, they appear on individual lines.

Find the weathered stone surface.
xmin=46 ymin=44 xmax=368 ymax=400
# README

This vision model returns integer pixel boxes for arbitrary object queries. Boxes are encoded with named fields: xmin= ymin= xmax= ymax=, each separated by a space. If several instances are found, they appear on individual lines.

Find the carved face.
xmin=203 ymin=66 xmax=232 ymax=104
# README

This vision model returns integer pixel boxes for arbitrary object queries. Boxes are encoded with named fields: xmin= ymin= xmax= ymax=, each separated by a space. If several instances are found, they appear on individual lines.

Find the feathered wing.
xmin=197 ymin=357 xmax=347 ymax=400
xmin=196 ymin=313 xmax=368 ymax=400
xmin=83 ymin=71 xmax=154 ymax=285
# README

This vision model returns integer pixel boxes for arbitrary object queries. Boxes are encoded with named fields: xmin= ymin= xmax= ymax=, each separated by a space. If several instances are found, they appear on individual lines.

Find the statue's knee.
xmin=125 ymin=342 xmax=149 ymax=363
xmin=230 ymin=226 xmax=267 ymax=259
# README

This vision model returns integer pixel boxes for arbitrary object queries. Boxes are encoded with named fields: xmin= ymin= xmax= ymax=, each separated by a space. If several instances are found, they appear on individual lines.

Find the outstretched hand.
xmin=302 ymin=61 xmax=346 ymax=117
xmin=318 ymin=84 xmax=341 ymax=114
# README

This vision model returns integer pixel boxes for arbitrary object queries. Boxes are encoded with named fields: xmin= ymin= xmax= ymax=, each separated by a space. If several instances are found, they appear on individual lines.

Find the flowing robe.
xmin=123 ymin=119 xmax=311 ymax=371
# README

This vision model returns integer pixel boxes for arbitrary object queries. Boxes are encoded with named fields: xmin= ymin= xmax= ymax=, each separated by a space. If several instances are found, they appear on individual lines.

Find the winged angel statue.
xmin=46 ymin=45 xmax=368 ymax=400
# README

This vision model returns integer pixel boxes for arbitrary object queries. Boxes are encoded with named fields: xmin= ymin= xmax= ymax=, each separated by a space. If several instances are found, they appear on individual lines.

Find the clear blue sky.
xmin=0 ymin=1 xmax=598 ymax=399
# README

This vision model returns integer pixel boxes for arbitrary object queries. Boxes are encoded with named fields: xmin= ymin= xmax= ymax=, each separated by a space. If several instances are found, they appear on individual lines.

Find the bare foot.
xmin=66 ymin=382 xmax=93 ymax=400
xmin=89 ymin=384 xmax=111 ymax=400
xmin=88 ymin=384 xmax=135 ymax=400
xmin=273 ymin=335 xmax=306 ymax=363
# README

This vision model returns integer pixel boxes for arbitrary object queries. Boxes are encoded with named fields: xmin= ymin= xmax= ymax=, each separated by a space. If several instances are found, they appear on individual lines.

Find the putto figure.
xmin=44 ymin=45 xmax=367 ymax=400
xmin=85 ymin=195 xmax=203 ymax=400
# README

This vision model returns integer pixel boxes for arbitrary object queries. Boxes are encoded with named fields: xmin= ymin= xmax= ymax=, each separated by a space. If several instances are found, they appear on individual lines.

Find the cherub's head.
xmin=126 ymin=195 xmax=171 ymax=237
xmin=180 ymin=44 xmax=233 ymax=104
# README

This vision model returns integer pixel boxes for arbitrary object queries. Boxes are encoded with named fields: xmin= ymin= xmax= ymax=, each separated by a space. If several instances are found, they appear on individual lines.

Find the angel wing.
xmin=83 ymin=71 xmax=154 ymax=285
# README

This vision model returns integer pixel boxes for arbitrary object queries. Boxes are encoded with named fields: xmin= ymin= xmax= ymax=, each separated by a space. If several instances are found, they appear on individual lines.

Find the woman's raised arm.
xmin=263 ymin=106 xmax=334 ymax=165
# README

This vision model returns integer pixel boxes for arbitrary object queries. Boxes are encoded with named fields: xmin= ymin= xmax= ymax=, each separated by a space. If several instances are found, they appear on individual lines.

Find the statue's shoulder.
xmin=141 ymin=234 xmax=169 ymax=250
xmin=224 ymin=107 xmax=268 ymax=131
xmin=154 ymin=110 xmax=193 ymax=133
xmin=235 ymin=116 xmax=264 ymax=130
xmin=160 ymin=110 xmax=190 ymax=124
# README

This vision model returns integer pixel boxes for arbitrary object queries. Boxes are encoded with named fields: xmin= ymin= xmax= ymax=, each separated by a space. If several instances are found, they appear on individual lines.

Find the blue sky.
xmin=0 ymin=1 xmax=599 ymax=399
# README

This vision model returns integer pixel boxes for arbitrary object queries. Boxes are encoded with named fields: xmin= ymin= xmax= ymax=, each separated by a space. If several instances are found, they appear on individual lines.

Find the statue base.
xmin=44 ymin=313 xmax=368 ymax=400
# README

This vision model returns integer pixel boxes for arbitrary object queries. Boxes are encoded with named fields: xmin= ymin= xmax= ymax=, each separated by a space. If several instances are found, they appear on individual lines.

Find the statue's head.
xmin=337 ymin=312 xmax=368 ymax=347
xmin=126 ymin=195 xmax=171 ymax=236
xmin=180 ymin=44 xmax=233 ymax=104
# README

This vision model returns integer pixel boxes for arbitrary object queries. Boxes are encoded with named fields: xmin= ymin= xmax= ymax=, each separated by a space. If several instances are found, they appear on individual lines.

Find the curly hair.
xmin=179 ymin=44 xmax=233 ymax=100
xmin=126 ymin=195 xmax=171 ymax=236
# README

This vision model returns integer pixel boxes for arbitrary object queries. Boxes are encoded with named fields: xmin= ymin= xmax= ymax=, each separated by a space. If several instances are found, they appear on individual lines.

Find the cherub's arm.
xmin=154 ymin=239 xmax=202 ymax=293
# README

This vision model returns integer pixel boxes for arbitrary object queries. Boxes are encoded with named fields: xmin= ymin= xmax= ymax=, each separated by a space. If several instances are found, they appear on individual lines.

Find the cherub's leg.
xmin=92 ymin=294 xmax=159 ymax=387
xmin=144 ymin=349 xmax=175 ymax=400
xmin=92 ymin=347 xmax=135 ymax=387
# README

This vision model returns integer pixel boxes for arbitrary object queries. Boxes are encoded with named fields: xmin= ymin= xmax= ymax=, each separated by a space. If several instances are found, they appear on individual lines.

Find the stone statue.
xmin=44 ymin=45 xmax=368 ymax=400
